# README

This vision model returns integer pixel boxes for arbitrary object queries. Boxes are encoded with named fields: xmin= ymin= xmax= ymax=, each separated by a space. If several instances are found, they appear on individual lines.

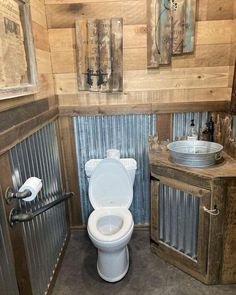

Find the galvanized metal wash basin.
xmin=167 ymin=140 xmax=223 ymax=168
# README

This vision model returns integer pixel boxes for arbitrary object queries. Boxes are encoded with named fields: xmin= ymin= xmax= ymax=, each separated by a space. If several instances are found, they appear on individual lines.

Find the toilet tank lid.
xmin=88 ymin=158 xmax=133 ymax=209
xmin=85 ymin=158 xmax=137 ymax=177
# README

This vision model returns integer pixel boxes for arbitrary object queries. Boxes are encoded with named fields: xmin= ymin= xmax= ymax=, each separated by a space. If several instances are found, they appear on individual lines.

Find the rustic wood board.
xmin=146 ymin=0 xmax=197 ymax=67
xmin=230 ymin=60 xmax=236 ymax=114
xmin=183 ymin=0 xmax=196 ymax=53
xmin=75 ymin=19 xmax=88 ymax=91
xmin=110 ymin=18 xmax=123 ymax=92
xmin=172 ymin=0 xmax=185 ymax=54
xmin=58 ymin=117 xmax=83 ymax=226
xmin=58 ymin=87 xmax=231 ymax=107
xmin=98 ymin=19 xmax=112 ymax=92
xmin=87 ymin=19 xmax=99 ymax=91
xmin=45 ymin=2 xmax=145 ymax=29
xmin=157 ymin=113 xmax=172 ymax=141
xmin=32 ymin=21 xmax=50 ymax=52
xmin=0 ymin=99 xmax=48 ymax=133
xmin=150 ymin=179 xmax=159 ymax=243
xmin=54 ymin=67 xmax=230 ymax=96
xmin=147 ymin=0 xmax=160 ymax=68
xmin=159 ymin=0 xmax=172 ymax=64
xmin=76 ymin=17 xmax=123 ymax=92
xmin=210 ymin=112 xmax=236 ymax=159
xmin=221 ymin=181 xmax=236 ymax=283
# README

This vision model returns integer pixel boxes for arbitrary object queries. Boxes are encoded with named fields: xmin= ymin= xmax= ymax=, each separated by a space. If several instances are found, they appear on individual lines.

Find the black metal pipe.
xmin=14 ymin=189 xmax=32 ymax=199
xmin=9 ymin=192 xmax=74 ymax=226
xmin=5 ymin=187 xmax=32 ymax=204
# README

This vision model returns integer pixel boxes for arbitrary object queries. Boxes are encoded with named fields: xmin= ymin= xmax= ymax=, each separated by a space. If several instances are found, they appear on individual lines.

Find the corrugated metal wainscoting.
xmin=73 ymin=114 xmax=157 ymax=225
xmin=0 ymin=196 xmax=19 ymax=295
xmin=173 ymin=112 xmax=209 ymax=140
xmin=159 ymin=184 xmax=200 ymax=260
xmin=9 ymin=122 xmax=68 ymax=295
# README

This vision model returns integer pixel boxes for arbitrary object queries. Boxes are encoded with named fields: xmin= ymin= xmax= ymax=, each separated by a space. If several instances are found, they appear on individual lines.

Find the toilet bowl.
xmin=86 ymin=157 xmax=136 ymax=282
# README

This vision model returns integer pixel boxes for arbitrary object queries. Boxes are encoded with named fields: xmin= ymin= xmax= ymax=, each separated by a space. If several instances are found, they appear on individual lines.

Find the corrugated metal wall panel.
xmin=73 ymin=114 xmax=157 ymax=225
xmin=159 ymin=184 xmax=199 ymax=260
xmin=173 ymin=112 xmax=209 ymax=140
xmin=0 ymin=197 xmax=19 ymax=295
xmin=9 ymin=122 xmax=67 ymax=295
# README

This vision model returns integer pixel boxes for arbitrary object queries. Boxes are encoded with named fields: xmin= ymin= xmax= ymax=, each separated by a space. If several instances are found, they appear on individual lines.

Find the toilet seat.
xmin=88 ymin=208 xmax=133 ymax=243
xmin=89 ymin=158 xmax=133 ymax=209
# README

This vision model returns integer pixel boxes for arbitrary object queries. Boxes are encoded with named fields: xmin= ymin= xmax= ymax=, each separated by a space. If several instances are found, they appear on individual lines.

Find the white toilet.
xmin=85 ymin=157 xmax=137 ymax=282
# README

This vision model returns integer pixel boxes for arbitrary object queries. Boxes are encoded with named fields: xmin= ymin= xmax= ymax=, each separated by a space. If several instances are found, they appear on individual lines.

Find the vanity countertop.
xmin=149 ymin=150 xmax=236 ymax=180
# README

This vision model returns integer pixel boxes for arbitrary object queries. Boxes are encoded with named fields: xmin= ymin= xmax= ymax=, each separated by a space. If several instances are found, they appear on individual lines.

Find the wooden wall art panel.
xmin=76 ymin=17 xmax=123 ymax=92
xmin=147 ymin=0 xmax=196 ymax=68
xmin=0 ymin=0 xmax=38 ymax=100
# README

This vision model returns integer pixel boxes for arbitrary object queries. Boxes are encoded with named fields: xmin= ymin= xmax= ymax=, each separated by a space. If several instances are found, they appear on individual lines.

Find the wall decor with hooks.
xmin=147 ymin=0 xmax=196 ymax=68
xmin=76 ymin=18 xmax=123 ymax=93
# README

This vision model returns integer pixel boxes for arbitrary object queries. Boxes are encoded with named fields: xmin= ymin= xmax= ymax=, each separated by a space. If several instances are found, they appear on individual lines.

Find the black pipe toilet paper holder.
xmin=5 ymin=187 xmax=32 ymax=204
xmin=8 ymin=191 xmax=74 ymax=227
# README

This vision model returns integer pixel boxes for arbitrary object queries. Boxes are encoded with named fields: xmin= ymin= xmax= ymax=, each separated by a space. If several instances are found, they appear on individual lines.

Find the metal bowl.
xmin=167 ymin=140 xmax=223 ymax=168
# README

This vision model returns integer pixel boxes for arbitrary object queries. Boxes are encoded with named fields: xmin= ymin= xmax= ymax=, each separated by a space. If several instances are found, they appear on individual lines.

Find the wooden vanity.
xmin=149 ymin=150 xmax=236 ymax=284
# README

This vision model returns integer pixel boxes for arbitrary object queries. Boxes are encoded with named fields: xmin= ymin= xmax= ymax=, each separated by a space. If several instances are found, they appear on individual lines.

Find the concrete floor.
xmin=52 ymin=230 xmax=236 ymax=295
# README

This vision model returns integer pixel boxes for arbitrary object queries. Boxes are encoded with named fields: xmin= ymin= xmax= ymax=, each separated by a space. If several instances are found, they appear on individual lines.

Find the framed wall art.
xmin=0 ymin=0 xmax=37 ymax=100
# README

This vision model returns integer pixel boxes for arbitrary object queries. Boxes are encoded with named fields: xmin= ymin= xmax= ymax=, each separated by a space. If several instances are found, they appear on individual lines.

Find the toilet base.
xmin=97 ymin=246 xmax=129 ymax=283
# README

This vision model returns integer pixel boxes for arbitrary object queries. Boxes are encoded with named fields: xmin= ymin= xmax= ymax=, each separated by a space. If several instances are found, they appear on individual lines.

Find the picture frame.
xmin=0 ymin=0 xmax=37 ymax=100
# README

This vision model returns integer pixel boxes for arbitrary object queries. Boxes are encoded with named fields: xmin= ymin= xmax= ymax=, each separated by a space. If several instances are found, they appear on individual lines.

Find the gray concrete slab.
xmin=52 ymin=230 xmax=236 ymax=295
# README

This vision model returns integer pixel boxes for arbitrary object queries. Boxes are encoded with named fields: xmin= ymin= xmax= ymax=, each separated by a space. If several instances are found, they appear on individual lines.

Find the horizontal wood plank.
xmin=49 ymin=28 xmax=75 ymax=51
xmin=30 ymin=0 xmax=48 ymax=28
xmin=51 ymin=51 xmax=76 ymax=73
xmin=35 ymin=49 xmax=53 ymax=74
xmin=54 ymin=66 xmax=230 ymax=94
xmin=206 ymin=0 xmax=234 ymax=21
xmin=48 ymin=20 xmax=234 ymax=51
xmin=196 ymin=20 xmax=233 ymax=45
xmin=45 ymin=1 xmax=146 ymax=28
xmin=0 ymin=99 xmax=48 ymax=133
xmin=45 ymin=0 xmax=234 ymax=22
xmin=51 ymin=43 xmax=234 ymax=73
xmin=57 ymin=86 xmax=231 ymax=108
xmin=123 ymin=67 xmax=229 ymax=91
xmin=0 ymin=107 xmax=58 ymax=156
xmin=45 ymin=0 xmax=142 ymax=3
xmin=36 ymin=74 xmax=55 ymax=100
xmin=0 ymin=95 xmax=35 ymax=112
xmin=32 ymin=21 xmax=50 ymax=51
xmin=59 ymin=101 xmax=229 ymax=116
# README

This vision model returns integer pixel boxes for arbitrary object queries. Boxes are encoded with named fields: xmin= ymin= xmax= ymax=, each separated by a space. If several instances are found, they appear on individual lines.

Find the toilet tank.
xmin=85 ymin=158 xmax=137 ymax=185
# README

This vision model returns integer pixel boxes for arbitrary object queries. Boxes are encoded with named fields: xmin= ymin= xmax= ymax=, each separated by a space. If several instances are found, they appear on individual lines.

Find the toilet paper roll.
xmin=106 ymin=149 xmax=120 ymax=160
xmin=19 ymin=177 xmax=42 ymax=202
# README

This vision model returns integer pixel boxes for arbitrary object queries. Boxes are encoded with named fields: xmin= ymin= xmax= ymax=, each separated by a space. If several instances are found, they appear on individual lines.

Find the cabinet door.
xmin=151 ymin=176 xmax=211 ymax=276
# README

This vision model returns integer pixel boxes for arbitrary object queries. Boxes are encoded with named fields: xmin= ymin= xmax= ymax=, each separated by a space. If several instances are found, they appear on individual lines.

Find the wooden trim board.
xmin=58 ymin=117 xmax=83 ymax=226
xmin=0 ymin=96 xmax=58 ymax=155
xmin=59 ymin=100 xmax=230 ymax=116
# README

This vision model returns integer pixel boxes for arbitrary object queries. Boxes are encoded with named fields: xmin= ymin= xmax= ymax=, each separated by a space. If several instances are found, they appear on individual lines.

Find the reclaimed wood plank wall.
xmin=0 ymin=0 xmax=55 ymax=112
xmin=45 ymin=0 xmax=235 ymax=110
